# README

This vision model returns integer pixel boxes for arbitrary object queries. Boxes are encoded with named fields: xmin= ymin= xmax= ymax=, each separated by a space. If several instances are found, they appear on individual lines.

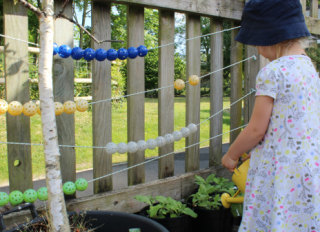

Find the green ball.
xmin=75 ymin=178 xmax=88 ymax=191
xmin=37 ymin=187 xmax=48 ymax=201
xmin=0 ymin=192 xmax=9 ymax=207
xmin=23 ymin=189 xmax=38 ymax=203
xmin=9 ymin=190 xmax=24 ymax=206
xmin=63 ymin=181 xmax=76 ymax=195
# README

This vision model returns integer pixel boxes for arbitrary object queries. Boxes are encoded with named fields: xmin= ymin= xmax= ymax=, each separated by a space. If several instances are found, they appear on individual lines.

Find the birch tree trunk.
xmin=38 ymin=0 xmax=71 ymax=231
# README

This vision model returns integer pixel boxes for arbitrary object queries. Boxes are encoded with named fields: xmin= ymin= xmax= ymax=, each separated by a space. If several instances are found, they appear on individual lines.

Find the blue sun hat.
xmin=236 ymin=0 xmax=310 ymax=46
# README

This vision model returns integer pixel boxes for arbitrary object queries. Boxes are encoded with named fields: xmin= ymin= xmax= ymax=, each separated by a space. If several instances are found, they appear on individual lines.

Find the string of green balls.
xmin=0 ymin=178 xmax=88 ymax=207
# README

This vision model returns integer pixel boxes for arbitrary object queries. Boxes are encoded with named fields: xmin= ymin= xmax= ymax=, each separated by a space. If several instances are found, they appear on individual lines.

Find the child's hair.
xmin=275 ymin=37 xmax=309 ymax=58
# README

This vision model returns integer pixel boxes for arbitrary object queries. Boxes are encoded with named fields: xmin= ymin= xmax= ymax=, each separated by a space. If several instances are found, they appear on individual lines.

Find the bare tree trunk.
xmin=39 ymin=0 xmax=71 ymax=231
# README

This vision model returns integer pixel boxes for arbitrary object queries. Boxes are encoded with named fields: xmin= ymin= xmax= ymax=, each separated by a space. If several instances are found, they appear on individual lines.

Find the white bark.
xmin=38 ymin=1 xmax=71 ymax=231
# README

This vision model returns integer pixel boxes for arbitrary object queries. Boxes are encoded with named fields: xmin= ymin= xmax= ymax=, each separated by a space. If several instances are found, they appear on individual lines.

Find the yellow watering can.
xmin=221 ymin=156 xmax=250 ymax=208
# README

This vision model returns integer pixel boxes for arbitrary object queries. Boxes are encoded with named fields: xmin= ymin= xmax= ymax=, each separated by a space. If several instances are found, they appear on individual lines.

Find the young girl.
xmin=222 ymin=0 xmax=320 ymax=231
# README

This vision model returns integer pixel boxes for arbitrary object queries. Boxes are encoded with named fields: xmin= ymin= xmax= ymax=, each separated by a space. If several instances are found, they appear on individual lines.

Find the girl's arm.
xmin=222 ymin=95 xmax=274 ymax=172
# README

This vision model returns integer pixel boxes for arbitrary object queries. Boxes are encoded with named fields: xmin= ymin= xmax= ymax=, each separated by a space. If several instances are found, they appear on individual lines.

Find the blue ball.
xmin=117 ymin=48 xmax=128 ymax=60
xmin=83 ymin=48 xmax=96 ymax=61
xmin=95 ymin=48 xmax=107 ymax=61
xmin=137 ymin=45 xmax=148 ymax=57
xmin=107 ymin=49 xmax=118 ymax=61
xmin=53 ymin=43 xmax=59 ymax=55
xmin=58 ymin=45 xmax=72 ymax=58
xmin=71 ymin=47 xmax=84 ymax=60
xmin=127 ymin=47 xmax=138 ymax=59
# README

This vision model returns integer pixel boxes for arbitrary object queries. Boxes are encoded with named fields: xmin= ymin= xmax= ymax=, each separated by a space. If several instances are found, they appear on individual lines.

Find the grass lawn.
xmin=0 ymin=97 xmax=232 ymax=186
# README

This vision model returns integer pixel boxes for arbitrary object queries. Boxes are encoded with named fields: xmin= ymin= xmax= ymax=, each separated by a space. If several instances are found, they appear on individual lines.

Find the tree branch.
xmin=56 ymin=14 xmax=124 ymax=44
xmin=16 ymin=0 xmax=43 ymax=17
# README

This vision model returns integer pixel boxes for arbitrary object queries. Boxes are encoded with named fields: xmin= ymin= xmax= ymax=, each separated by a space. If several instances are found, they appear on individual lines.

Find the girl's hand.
xmin=221 ymin=153 xmax=239 ymax=172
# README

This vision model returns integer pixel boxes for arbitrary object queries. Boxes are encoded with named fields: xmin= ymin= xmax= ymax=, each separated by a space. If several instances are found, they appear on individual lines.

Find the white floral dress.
xmin=239 ymin=55 xmax=320 ymax=232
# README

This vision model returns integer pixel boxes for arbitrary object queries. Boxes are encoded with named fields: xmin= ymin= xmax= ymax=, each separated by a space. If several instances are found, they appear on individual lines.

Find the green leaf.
xmin=182 ymin=208 xmax=198 ymax=218
xmin=134 ymin=195 xmax=153 ymax=205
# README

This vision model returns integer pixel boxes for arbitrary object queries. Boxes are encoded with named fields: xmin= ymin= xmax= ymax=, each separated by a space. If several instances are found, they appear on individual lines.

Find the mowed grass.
xmin=0 ymin=97 xmax=232 ymax=186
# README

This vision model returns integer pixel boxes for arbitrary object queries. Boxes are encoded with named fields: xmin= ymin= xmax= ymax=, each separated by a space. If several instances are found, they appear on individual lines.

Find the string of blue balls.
xmin=54 ymin=43 xmax=149 ymax=61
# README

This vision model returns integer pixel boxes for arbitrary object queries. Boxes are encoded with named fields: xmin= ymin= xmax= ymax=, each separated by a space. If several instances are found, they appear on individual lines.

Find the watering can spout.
xmin=221 ymin=157 xmax=250 ymax=208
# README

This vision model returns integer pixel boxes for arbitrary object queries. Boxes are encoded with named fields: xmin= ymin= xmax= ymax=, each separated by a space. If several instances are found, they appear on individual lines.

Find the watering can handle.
xmin=0 ymin=203 xmax=38 ymax=232
xmin=241 ymin=153 xmax=250 ymax=160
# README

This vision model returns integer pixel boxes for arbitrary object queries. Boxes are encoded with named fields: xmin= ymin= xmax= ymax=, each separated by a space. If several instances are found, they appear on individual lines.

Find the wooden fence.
xmin=2 ymin=0 xmax=320 ymax=212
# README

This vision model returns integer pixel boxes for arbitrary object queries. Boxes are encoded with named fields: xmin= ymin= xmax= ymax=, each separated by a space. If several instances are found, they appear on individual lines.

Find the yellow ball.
xmin=174 ymin=79 xmax=185 ymax=90
xmin=189 ymin=75 xmax=200 ymax=86
xmin=0 ymin=100 xmax=8 ymax=115
xmin=8 ymin=101 xmax=23 ymax=116
xmin=76 ymin=99 xmax=89 ymax=112
xmin=23 ymin=101 xmax=37 ymax=117
xmin=35 ymin=100 xmax=41 ymax=115
xmin=63 ymin=101 xmax=76 ymax=114
xmin=54 ymin=102 xmax=64 ymax=116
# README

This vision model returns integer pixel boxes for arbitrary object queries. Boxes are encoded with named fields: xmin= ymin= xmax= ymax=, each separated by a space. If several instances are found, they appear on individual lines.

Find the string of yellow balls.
xmin=174 ymin=75 xmax=200 ymax=90
xmin=0 ymin=99 xmax=89 ymax=116
xmin=0 ymin=75 xmax=200 ymax=117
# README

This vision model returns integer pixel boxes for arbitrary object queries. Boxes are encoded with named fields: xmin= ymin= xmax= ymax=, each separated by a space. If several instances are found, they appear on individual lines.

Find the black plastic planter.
xmin=192 ymin=207 xmax=233 ymax=232
xmin=151 ymin=214 xmax=193 ymax=232
xmin=77 ymin=211 xmax=169 ymax=232
xmin=1 ymin=205 xmax=168 ymax=232
xmin=137 ymin=206 xmax=193 ymax=232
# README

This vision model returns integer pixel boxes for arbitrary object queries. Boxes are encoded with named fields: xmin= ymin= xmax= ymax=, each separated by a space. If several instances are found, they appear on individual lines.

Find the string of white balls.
xmin=103 ymin=88 xmax=256 ymax=155
xmin=0 ymin=88 xmax=256 ymax=150
xmin=90 ymin=55 xmax=256 ymax=106
xmin=88 ymin=124 xmax=247 ymax=183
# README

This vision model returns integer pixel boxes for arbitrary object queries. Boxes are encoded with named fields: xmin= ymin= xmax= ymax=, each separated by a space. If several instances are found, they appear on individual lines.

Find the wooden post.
xmin=158 ymin=10 xmax=175 ymax=179
xmin=185 ymin=14 xmax=201 ymax=172
xmin=244 ymin=47 xmax=268 ymax=124
xmin=53 ymin=0 xmax=76 ymax=195
xmin=209 ymin=19 xmax=223 ymax=167
xmin=244 ymin=46 xmax=258 ymax=124
xmin=3 ymin=0 xmax=32 ymax=192
xmin=92 ymin=1 xmax=113 ymax=194
xmin=230 ymin=24 xmax=243 ymax=143
xmin=310 ymin=0 xmax=318 ymax=18
xmin=300 ymin=0 xmax=306 ymax=14
xmin=127 ymin=5 xmax=145 ymax=185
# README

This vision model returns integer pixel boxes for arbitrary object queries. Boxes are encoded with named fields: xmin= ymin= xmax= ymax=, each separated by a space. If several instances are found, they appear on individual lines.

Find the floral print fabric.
xmin=239 ymin=55 xmax=320 ymax=232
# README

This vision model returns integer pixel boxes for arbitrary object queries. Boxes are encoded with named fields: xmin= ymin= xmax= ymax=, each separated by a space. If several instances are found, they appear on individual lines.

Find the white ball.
xmin=187 ymin=123 xmax=198 ymax=134
xmin=156 ymin=136 xmax=166 ymax=147
xmin=172 ymin=131 xmax=182 ymax=141
xmin=105 ymin=142 xmax=117 ymax=155
xmin=146 ymin=139 xmax=157 ymax=150
xmin=127 ymin=141 xmax=138 ymax=153
xmin=164 ymin=133 xmax=174 ymax=144
xmin=137 ymin=140 xmax=148 ymax=151
xmin=117 ymin=142 xmax=128 ymax=154
xmin=180 ymin=127 xmax=191 ymax=137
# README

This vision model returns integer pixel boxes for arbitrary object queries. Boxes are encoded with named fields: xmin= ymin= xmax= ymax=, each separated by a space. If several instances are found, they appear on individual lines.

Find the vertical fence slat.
xmin=158 ymin=10 xmax=175 ymax=179
xmin=53 ymin=0 xmax=76 ymax=191
xmin=244 ymin=46 xmax=259 ymax=124
xmin=230 ymin=24 xmax=243 ymax=143
xmin=127 ymin=5 xmax=145 ymax=185
xmin=92 ymin=1 xmax=112 ymax=194
xmin=4 ymin=0 xmax=32 ymax=192
xmin=300 ymin=0 xmax=307 ymax=14
xmin=209 ymin=19 xmax=223 ymax=167
xmin=311 ymin=0 xmax=318 ymax=18
xmin=185 ymin=14 xmax=201 ymax=172
xmin=244 ymin=48 xmax=269 ymax=124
